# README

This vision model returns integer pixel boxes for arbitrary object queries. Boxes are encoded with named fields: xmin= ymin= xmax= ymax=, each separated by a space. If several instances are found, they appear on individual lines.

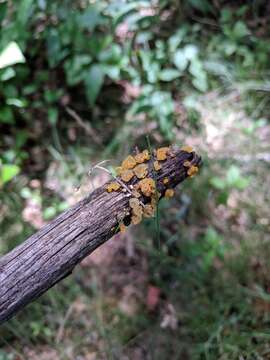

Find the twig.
xmin=65 ymin=106 xmax=102 ymax=145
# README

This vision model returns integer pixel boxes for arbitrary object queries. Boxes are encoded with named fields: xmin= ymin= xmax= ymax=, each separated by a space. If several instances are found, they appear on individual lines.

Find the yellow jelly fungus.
xmin=129 ymin=197 xmax=140 ymax=209
xmin=187 ymin=165 xmax=199 ymax=177
xmin=138 ymin=178 xmax=155 ymax=197
xmin=133 ymin=205 xmax=143 ymax=216
xmin=156 ymin=147 xmax=170 ymax=161
xmin=133 ymin=163 xmax=148 ymax=179
xmin=121 ymin=155 xmax=137 ymax=170
xmin=107 ymin=182 xmax=121 ymax=192
xmin=183 ymin=160 xmax=191 ymax=167
xmin=121 ymin=169 xmax=134 ymax=182
xmin=165 ymin=189 xmax=174 ymax=198
xmin=143 ymin=204 xmax=155 ymax=218
xmin=181 ymin=145 xmax=193 ymax=153
xmin=115 ymin=166 xmax=122 ymax=175
xmin=131 ymin=214 xmax=142 ymax=225
xmin=153 ymin=161 xmax=162 ymax=171
xmin=119 ymin=223 xmax=126 ymax=233
xmin=163 ymin=177 xmax=169 ymax=184
xmin=132 ymin=190 xmax=141 ymax=198
xmin=134 ymin=150 xmax=150 ymax=163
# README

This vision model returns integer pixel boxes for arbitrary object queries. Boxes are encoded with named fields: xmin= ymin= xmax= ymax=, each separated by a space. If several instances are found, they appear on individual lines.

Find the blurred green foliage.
xmin=1 ymin=0 xmax=269 ymax=186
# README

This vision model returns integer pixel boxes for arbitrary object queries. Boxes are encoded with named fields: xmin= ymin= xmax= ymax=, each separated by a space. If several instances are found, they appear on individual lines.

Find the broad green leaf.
xmin=6 ymin=98 xmax=27 ymax=107
xmin=210 ymin=177 xmax=226 ymax=190
xmin=226 ymin=165 xmax=240 ymax=185
xmin=192 ymin=76 xmax=208 ymax=92
xmin=183 ymin=45 xmax=199 ymax=60
xmin=189 ymin=0 xmax=213 ymax=13
xmin=233 ymin=21 xmax=249 ymax=39
xmin=168 ymin=28 xmax=187 ymax=52
xmin=233 ymin=177 xmax=249 ymax=190
xmin=85 ymin=64 xmax=105 ymax=106
xmin=159 ymin=69 xmax=181 ymax=81
xmin=0 ymin=164 xmax=20 ymax=185
xmin=48 ymin=107 xmax=58 ymax=125
xmin=79 ymin=5 xmax=106 ymax=31
xmin=0 ymin=2 xmax=7 ymax=24
xmin=0 ymin=106 xmax=14 ymax=124
xmin=0 ymin=42 xmax=25 ymax=69
xmin=173 ymin=50 xmax=188 ymax=71
xmin=0 ymin=67 xmax=15 ymax=81
xmin=64 ymin=55 xmax=92 ymax=86
xmin=17 ymin=0 xmax=34 ymax=25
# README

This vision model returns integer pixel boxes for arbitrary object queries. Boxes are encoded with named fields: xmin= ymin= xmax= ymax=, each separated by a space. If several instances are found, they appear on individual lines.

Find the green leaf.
xmin=168 ymin=28 xmax=186 ymax=52
xmin=0 ymin=67 xmax=15 ymax=81
xmin=183 ymin=45 xmax=199 ymax=60
xmin=226 ymin=165 xmax=240 ymax=185
xmin=79 ymin=5 xmax=105 ymax=31
xmin=64 ymin=55 xmax=92 ymax=86
xmin=189 ymin=0 xmax=213 ymax=13
xmin=233 ymin=177 xmax=249 ymax=190
xmin=173 ymin=50 xmax=188 ymax=71
xmin=0 ymin=106 xmax=14 ymax=124
xmin=48 ymin=107 xmax=58 ymax=125
xmin=0 ymin=164 xmax=20 ymax=185
xmin=0 ymin=42 xmax=25 ymax=69
xmin=210 ymin=177 xmax=226 ymax=190
xmin=6 ymin=98 xmax=27 ymax=107
xmin=84 ymin=64 xmax=105 ymax=106
xmin=0 ymin=2 xmax=7 ymax=24
xmin=159 ymin=69 xmax=181 ymax=81
xmin=233 ymin=21 xmax=249 ymax=39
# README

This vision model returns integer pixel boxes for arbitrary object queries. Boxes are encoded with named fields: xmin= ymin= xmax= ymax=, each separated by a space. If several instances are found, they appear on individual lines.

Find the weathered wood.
xmin=0 ymin=148 xmax=201 ymax=324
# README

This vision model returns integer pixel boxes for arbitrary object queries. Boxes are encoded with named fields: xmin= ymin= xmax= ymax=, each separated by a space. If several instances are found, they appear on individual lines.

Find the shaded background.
xmin=0 ymin=0 xmax=270 ymax=359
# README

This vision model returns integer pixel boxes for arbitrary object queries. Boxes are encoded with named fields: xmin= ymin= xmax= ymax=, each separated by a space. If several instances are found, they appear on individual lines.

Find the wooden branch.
xmin=0 ymin=147 xmax=201 ymax=324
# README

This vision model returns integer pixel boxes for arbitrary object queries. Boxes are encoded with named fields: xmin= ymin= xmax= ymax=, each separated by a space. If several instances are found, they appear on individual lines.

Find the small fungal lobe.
xmin=121 ymin=169 xmax=134 ymax=182
xmin=153 ymin=161 xmax=162 ymax=171
xmin=187 ymin=165 xmax=199 ymax=177
xmin=181 ymin=145 xmax=193 ymax=153
xmin=165 ymin=189 xmax=174 ymax=198
xmin=107 ymin=182 xmax=121 ymax=192
xmin=122 ymin=155 xmax=137 ymax=170
xmin=134 ymin=150 xmax=150 ymax=163
xmin=133 ymin=163 xmax=148 ymax=179
xmin=156 ymin=147 xmax=170 ymax=161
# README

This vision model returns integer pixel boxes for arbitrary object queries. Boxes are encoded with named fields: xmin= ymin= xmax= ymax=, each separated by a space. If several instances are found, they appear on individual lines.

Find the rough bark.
xmin=0 ymin=148 xmax=201 ymax=324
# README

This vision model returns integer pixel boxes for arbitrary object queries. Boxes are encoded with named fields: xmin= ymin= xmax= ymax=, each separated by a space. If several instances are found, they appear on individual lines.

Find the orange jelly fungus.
xmin=183 ymin=160 xmax=191 ymax=167
xmin=119 ymin=223 xmax=126 ymax=233
xmin=133 ymin=163 xmax=148 ymax=179
xmin=181 ymin=145 xmax=193 ymax=153
xmin=165 ymin=189 xmax=174 ymax=198
xmin=129 ymin=198 xmax=140 ymax=209
xmin=138 ymin=178 xmax=155 ymax=197
xmin=132 ymin=190 xmax=141 ymax=198
xmin=187 ymin=165 xmax=199 ymax=177
xmin=115 ymin=166 xmax=122 ymax=175
xmin=121 ymin=155 xmax=137 ymax=170
xmin=163 ymin=177 xmax=169 ymax=184
xmin=107 ymin=182 xmax=121 ymax=192
xmin=134 ymin=150 xmax=150 ymax=163
xmin=121 ymin=169 xmax=134 ymax=182
xmin=153 ymin=161 xmax=162 ymax=171
xmin=156 ymin=147 xmax=170 ymax=161
xmin=131 ymin=214 xmax=142 ymax=225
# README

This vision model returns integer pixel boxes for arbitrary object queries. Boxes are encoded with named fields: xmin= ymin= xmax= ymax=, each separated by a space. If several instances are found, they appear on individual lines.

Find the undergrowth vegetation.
xmin=0 ymin=1 xmax=270 ymax=359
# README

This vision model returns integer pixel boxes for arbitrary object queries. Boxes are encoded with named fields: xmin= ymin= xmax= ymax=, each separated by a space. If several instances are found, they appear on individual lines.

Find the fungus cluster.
xmin=106 ymin=145 xmax=199 ymax=232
